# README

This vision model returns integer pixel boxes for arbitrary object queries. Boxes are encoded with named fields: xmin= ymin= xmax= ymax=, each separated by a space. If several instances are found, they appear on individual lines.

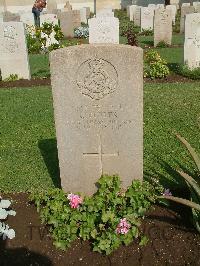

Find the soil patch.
xmin=0 ymin=74 xmax=199 ymax=89
xmin=1 ymin=193 xmax=200 ymax=266
xmin=0 ymin=78 xmax=51 ymax=88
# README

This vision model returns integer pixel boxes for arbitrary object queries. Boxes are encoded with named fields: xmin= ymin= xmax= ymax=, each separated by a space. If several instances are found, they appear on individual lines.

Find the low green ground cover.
xmin=0 ymin=83 xmax=199 ymax=192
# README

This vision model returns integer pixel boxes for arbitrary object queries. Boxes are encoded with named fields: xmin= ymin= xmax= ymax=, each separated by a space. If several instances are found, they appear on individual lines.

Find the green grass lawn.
xmin=138 ymin=34 xmax=184 ymax=48
xmin=29 ymin=54 xmax=50 ymax=78
xmin=0 ymin=83 xmax=200 ymax=192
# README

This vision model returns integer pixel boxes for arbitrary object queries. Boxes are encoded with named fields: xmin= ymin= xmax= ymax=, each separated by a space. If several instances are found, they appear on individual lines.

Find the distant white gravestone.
xmin=96 ymin=8 xmax=114 ymax=18
xmin=129 ymin=5 xmax=137 ymax=22
xmin=89 ymin=17 xmax=119 ymax=44
xmin=154 ymin=9 xmax=173 ymax=47
xmin=20 ymin=12 xmax=34 ymax=26
xmin=0 ymin=22 xmax=30 ymax=79
xmin=141 ymin=7 xmax=154 ymax=31
xmin=166 ymin=5 xmax=177 ymax=25
xmin=134 ymin=6 xmax=141 ymax=27
xmin=184 ymin=13 xmax=200 ymax=69
xmin=50 ymin=44 xmax=143 ymax=195
xmin=180 ymin=6 xmax=195 ymax=33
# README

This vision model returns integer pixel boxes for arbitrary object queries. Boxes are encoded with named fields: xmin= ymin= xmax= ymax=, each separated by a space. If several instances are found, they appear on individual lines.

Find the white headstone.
xmin=50 ymin=44 xmax=143 ymax=195
xmin=148 ymin=4 xmax=156 ymax=10
xmin=154 ymin=9 xmax=173 ymax=47
xmin=180 ymin=6 xmax=195 ymax=33
xmin=170 ymin=0 xmax=180 ymax=9
xmin=156 ymin=4 xmax=165 ymax=9
xmin=40 ymin=13 xmax=58 ymax=25
xmin=20 ymin=12 xmax=34 ymax=26
xmin=134 ymin=6 xmax=141 ymax=27
xmin=141 ymin=7 xmax=154 ymax=31
xmin=80 ymin=7 xmax=87 ymax=24
xmin=47 ymin=0 xmax=57 ymax=13
xmin=193 ymin=1 xmax=200 ymax=7
xmin=89 ymin=17 xmax=119 ymax=44
xmin=60 ymin=11 xmax=74 ymax=38
xmin=166 ymin=5 xmax=177 ymax=24
xmin=129 ymin=5 xmax=137 ymax=22
xmin=184 ymin=13 xmax=200 ymax=69
xmin=0 ymin=22 xmax=30 ymax=79
xmin=96 ymin=8 xmax=114 ymax=18
xmin=182 ymin=3 xmax=191 ymax=7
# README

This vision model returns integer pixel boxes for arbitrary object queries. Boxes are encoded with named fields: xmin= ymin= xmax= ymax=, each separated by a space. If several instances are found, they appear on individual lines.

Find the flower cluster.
xmin=162 ymin=189 xmax=172 ymax=196
xmin=74 ymin=26 xmax=89 ymax=39
xmin=67 ymin=194 xmax=83 ymax=209
xmin=116 ymin=218 xmax=131 ymax=235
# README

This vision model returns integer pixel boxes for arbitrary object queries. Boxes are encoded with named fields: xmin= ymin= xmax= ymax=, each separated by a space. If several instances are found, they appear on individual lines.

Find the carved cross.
xmin=83 ymin=135 xmax=119 ymax=175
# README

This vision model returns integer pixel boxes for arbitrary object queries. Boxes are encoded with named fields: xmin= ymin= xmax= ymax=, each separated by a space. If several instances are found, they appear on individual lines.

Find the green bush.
xmin=161 ymin=134 xmax=200 ymax=233
xmin=126 ymin=30 xmax=138 ymax=46
xmin=114 ymin=9 xmax=128 ymax=21
xmin=30 ymin=175 xmax=162 ymax=255
xmin=120 ymin=20 xmax=136 ymax=37
xmin=3 ymin=74 xmax=19 ymax=82
xmin=156 ymin=41 xmax=170 ymax=48
xmin=144 ymin=50 xmax=170 ymax=79
xmin=26 ymin=22 xmax=64 ymax=54
xmin=177 ymin=65 xmax=200 ymax=80
xmin=139 ymin=29 xmax=153 ymax=36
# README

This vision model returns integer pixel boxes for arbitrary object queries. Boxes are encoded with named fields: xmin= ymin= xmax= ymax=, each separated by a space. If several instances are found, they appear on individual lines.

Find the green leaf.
xmin=139 ymin=235 xmax=149 ymax=246
xmin=176 ymin=134 xmax=200 ymax=172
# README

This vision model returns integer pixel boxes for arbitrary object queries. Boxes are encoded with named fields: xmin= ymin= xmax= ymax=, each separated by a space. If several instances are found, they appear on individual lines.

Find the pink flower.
xmin=67 ymin=193 xmax=83 ymax=209
xmin=162 ymin=189 xmax=172 ymax=196
xmin=116 ymin=218 xmax=131 ymax=235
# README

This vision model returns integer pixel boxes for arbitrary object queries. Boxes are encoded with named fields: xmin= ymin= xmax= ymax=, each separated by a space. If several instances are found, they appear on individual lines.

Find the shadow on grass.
xmin=38 ymin=139 xmax=61 ymax=188
xmin=0 ymin=239 xmax=53 ymax=265
xmin=144 ymin=155 xmax=194 ymax=196
xmin=139 ymin=40 xmax=154 ymax=47
xmin=167 ymin=63 xmax=181 ymax=74
xmin=32 ymin=70 xmax=50 ymax=79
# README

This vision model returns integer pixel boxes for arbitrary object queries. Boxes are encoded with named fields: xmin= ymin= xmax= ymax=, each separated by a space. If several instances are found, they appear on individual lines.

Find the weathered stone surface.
xmin=89 ymin=17 xmax=119 ymax=44
xmin=182 ymin=3 xmax=191 ymax=7
xmin=50 ymin=44 xmax=143 ymax=195
xmin=166 ymin=4 xmax=177 ymax=24
xmin=60 ymin=11 xmax=74 ymax=38
xmin=148 ymin=4 xmax=156 ymax=10
xmin=85 ymin=7 xmax=90 ymax=19
xmin=141 ymin=7 xmax=154 ymax=31
xmin=47 ymin=0 xmax=57 ymax=13
xmin=3 ymin=11 xmax=20 ymax=22
xmin=195 ymin=5 xmax=200 ymax=12
xmin=170 ymin=0 xmax=179 ymax=9
xmin=64 ymin=1 xmax=72 ymax=11
xmin=96 ymin=8 xmax=114 ymax=18
xmin=0 ymin=22 xmax=30 ymax=79
xmin=72 ymin=10 xmax=81 ymax=28
xmin=40 ymin=13 xmax=58 ymax=25
xmin=20 ymin=12 xmax=34 ymax=26
xmin=184 ymin=13 xmax=200 ymax=69
xmin=129 ymin=5 xmax=137 ymax=22
xmin=154 ymin=8 xmax=172 ymax=46
xmin=80 ymin=7 xmax=87 ymax=24
xmin=156 ymin=4 xmax=165 ymax=9
xmin=180 ymin=6 xmax=195 ymax=33
xmin=134 ymin=6 xmax=141 ymax=27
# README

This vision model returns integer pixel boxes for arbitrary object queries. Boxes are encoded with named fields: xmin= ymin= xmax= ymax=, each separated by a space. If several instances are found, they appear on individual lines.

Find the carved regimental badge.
xmin=77 ymin=58 xmax=118 ymax=100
